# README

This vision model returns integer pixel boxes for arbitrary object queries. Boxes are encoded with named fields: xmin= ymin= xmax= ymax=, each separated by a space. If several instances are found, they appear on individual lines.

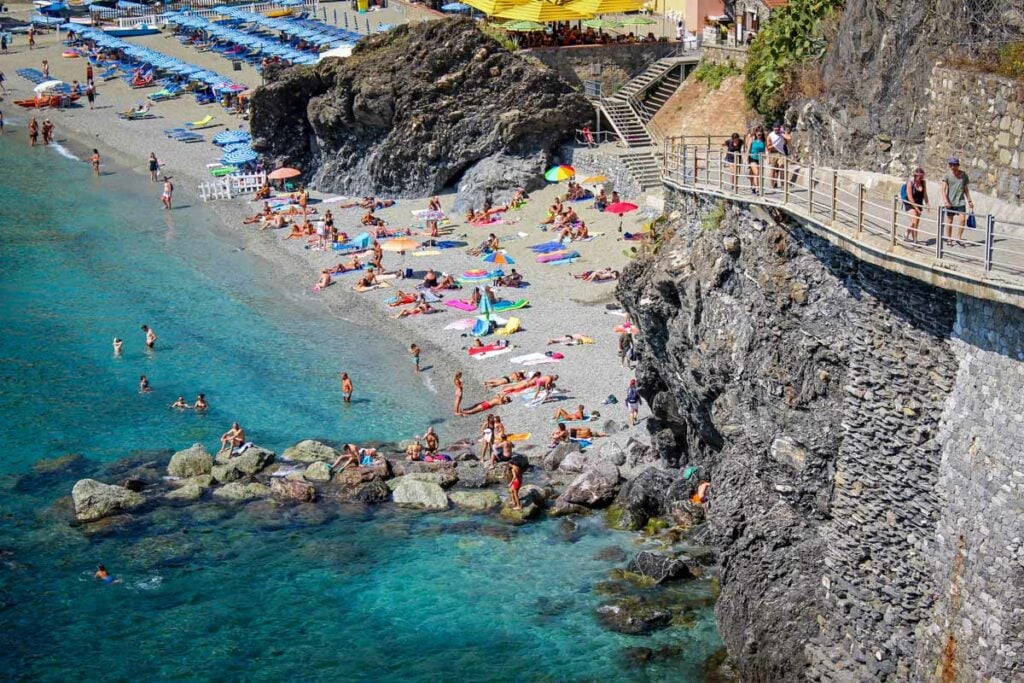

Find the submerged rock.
xmin=250 ymin=18 xmax=590 ymax=207
xmin=626 ymin=551 xmax=695 ymax=585
xmin=71 ymin=479 xmax=144 ymax=522
xmin=597 ymin=597 xmax=673 ymax=635
xmin=270 ymin=478 xmax=317 ymax=503
xmin=173 ymin=474 xmax=215 ymax=489
xmin=448 ymin=490 xmax=501 ymax=511
xmin=212 ymin=482 xmax=271 ymax=501
xmin=282 ymin=440 xmax=337 ymax=463
xmin=391 ymin=479 xmax=448 ymax=510
xmin=165 ymin=483 xmax=204 ymax=502
xmin=167 ymin=444 xmax=213 ymax=478
xmin=303 ymin=461 xmax=333 ymax=482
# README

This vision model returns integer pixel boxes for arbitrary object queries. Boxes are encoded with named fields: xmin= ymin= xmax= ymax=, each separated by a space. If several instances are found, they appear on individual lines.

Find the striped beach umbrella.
xmin=544 ymin=165 xmax=575 ymax=182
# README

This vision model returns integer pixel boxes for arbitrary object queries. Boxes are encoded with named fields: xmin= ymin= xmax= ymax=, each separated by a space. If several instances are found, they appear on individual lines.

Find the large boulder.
xmin=387 ymin=471 xmax=457 ymax=491
xmin=211 ymin=447 xmax=275 ymax=483
xmin=270 ymin=478 xmax=317 ymax=503
xmin=391 ymin=479 xmax=448 ymax=511
xmin=542 ymin=442 xmax=579 ymax=471
xmin=449 ymin=490 xmax=501 ymax=511
xmin=556 ymin=460 xmax=620 ymax=508
xmin=626 ymin=551 xmax=695 ymax=584
xmin=335 ymin=480 xmax=390 ymax=504
xmin=165 ymin=483 xmax=203 ymax=502
xmin=558 ymin=450 xmax=589 ymax=474
xmin=212 ymin=482 xmax=272 ymax=501
xmin=250 ymin=18 xmax=591 ymax=205
xmin=71 ymin=479 xmax=145 ymax=522
xmin=167 ymin=444 xmax=213 ymax=478
xmin=282 ymin=440 xmax=337 ymax=463
xmin=611 ymin=467 xmax=677 ymax=530
xmin=596 ymin=598 xmax=673 ymax=635
xmin=303 ymin=461 xmax=333 ymax=482
xmin=499 ymin=485 xmax=543 ymax=523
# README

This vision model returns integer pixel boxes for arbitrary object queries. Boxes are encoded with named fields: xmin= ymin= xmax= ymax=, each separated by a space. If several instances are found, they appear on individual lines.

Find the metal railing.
xmin=662 ymin=141 xmax=1024 ymax=282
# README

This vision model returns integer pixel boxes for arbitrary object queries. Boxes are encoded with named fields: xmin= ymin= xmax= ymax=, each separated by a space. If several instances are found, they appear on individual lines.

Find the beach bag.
xmin=899 ymin=183 xmax=908 ymax=203
xmin=966 ymin=213 xmax=977 ymax=229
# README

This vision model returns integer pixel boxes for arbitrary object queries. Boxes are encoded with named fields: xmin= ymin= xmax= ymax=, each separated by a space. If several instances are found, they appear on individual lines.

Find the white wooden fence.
xmin=198 ymin=171 xmax=267 ymax=201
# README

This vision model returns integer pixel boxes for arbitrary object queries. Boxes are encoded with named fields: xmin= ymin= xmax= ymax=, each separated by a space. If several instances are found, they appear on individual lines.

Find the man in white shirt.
xmin=768 ymin=122 xmax=791 ymax=189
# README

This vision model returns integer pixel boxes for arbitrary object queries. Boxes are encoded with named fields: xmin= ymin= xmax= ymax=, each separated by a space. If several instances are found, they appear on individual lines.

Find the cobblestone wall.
xmin=924 ymin=66 xmax=1024 ymax=204
xmin=643 ymin=186 xmax=1024 ymax=680
xmin=524 ymin=43 xmax=679 ymax=97
xmin=560 ymin=145 xmax=644 ymax=199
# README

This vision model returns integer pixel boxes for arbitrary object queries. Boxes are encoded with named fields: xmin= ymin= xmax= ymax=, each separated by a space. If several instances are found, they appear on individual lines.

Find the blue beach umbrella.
xmin=441 ymin=2 xmax=470 ymax=11
xmin=483 ymin=251 xmax=515 ymax=266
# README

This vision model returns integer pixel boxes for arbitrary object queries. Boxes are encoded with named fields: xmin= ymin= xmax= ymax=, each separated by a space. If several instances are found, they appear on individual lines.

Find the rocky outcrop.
xmin=211 ymin=447 xmax=275 ymax=483
xmin=303 ymin=461 xmax=333 ymax=482
xmin=72 ymin=479 xmax=145 ymax=522
xmin=213 ymin=482 xmax=271 ymax=501
xmin=626 ymin=551 xmax=694 ymax=585
xmin=251 ymin=18 xmax=590 ymax=208
xmin=448 ymin=490 xmax=501 ymax=511
xmin=270 ymin=478 xmax=317 ymax=503
xmin=618 ymin=191 xmax=983 ymax=681
xmin=167 ymin=444 xmax=213 ymax=478
xmin=165 ymin=484 xmax=203 ymax=502
xmin=391 ymin=478 xmax=448 ymax=510
xmin=282 ymin=440 xmax=337 ymax=463
xmin=555 ymin=460 xmax=620 ymax=508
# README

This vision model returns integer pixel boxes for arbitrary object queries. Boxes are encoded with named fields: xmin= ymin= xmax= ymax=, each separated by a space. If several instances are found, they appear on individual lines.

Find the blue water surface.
xmin=0 ymin=135 xmax=721 ymax=681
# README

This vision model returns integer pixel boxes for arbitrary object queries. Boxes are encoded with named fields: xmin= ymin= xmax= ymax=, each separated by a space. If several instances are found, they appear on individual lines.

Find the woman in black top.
xmin=723 ymin=133 xmax=745 ymax=191
xmin=902 ymin=167 xmax=929 ymax=243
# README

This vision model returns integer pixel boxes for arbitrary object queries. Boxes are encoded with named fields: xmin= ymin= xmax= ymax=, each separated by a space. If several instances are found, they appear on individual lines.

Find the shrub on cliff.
xmin=743 ymin=0 xmax=844 ymax=118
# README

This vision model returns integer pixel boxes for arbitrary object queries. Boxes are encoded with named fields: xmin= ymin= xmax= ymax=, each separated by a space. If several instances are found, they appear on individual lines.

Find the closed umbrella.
xmin=34 ymin=80 xmax=65 ymax=93
xmin=544 ymin=165 xmax=575 ymax=182
xmin=267 ymin=167 xmax=301 ymax=180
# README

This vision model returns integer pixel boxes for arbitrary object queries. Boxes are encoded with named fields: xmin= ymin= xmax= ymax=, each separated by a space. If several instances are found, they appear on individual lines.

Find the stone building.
xmin=726 ymin=0 xmax=787 ymax=44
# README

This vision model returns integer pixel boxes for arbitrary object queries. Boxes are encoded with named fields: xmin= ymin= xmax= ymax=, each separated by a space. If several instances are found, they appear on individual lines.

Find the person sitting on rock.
xmin=423 ymin=427 xmax=439 ymax=455
xmin=405 ymin=439 xmax=423 ymax=461
xmin=219 ymin=422 xmax=245 ymax=455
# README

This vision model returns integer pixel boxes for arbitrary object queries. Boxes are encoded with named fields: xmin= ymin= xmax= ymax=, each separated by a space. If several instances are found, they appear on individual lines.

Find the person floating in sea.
xmin=94 ymin=564 xmax=121 ymax=584
xmin=139 ymin=375 xmax=151 ymax=393
xmin=218 ymin=422 xmax=245 ymax=455
xmin=193 ymin=393 xmax=209 ymax=411
xmin=141 ymin=324 xmax=157 ymax=349
xmin=340 ymin=372 xmax=353 ymax=404
xmin=410 ymin=343 xmax=421 ymax=373
xmin=170 ymin=396 xmax=190 ymax=409
xmin=161 ymin=176 xmax=174 ymax=210
xmin=112 ymin=337 xmax=123 ymax=356
xmin=507 ymin=460 xmax=522 ymax=511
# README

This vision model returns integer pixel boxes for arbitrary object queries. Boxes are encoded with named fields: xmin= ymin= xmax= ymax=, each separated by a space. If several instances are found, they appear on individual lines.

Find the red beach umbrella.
xmin=267 ymin=167 xmax=301 ymax=180
xmin=604 ymin=201 xmax=639 ymax=215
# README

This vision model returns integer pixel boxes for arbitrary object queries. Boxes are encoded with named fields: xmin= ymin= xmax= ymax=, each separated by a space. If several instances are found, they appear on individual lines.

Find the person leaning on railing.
xmin=901 ymin=168 xmax=930 ymax=244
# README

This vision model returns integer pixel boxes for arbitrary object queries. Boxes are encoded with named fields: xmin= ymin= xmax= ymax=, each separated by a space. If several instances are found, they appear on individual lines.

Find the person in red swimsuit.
xmin=460 ymin=395 xmax=511 ymax=416
xmin=508 ymin=461 xmax=522 ymax=510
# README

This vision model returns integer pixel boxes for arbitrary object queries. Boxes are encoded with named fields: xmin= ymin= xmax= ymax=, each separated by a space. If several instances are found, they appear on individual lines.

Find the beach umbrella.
xmin=617 ymin=15 xmax=657 ymax=25
xmin=544 ymin=165 xmax=575 ymax=182
xmin=495 ymin=0 xmax=587 ymax=22
xmin=483 ymin=251 xmax=515 ymax=266
xmin=267 ymin=167 xmax=301 ymax=180
xmin=34 ymin=80 xmax=65 ymax=92
xmin=581 ymin=175 xmax=609 ymax=184
xmin=605 ymin=201 xmax=639 ymax=215
xmin=441 ymin=2 xmax=470 ymax=10
xmin=500 ymin=19 xmax=546 ymax=31
xmin=581 ymin=18 xmax=622 ymax=29
xmin=381 ymin=237 xmax=420 ymax=252
xmin=462 ymin=0 xmax=523 ymax=15
xmin=568 ymin=0 xmax=645 ymax=14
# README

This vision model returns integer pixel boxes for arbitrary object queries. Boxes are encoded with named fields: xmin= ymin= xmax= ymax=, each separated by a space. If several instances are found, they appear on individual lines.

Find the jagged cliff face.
xmin=618 ymin=192 xmax=1024 ymax=681
xmin=797 ymin=0 xmax=1024 ymax=173
xmin=250 ymin=18 xmax=591 ymax=208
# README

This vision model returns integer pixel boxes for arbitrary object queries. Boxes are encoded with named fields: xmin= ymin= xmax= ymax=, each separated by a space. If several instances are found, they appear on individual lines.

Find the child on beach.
xmin=410 ymin=344 xmax=421 ymax=373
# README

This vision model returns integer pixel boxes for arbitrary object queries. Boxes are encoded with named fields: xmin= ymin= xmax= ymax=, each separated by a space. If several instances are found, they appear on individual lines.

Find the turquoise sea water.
xmin=0 ymin=135 xmax=721 ymax=680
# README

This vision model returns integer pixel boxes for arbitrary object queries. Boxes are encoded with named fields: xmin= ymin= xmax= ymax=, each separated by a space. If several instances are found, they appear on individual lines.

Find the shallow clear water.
xmin=0 ymin=136 xmax=721 ymax=680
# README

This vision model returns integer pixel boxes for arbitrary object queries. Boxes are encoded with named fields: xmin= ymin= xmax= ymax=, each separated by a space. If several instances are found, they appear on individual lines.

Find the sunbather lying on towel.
xmin=243 ymin=202 xmax=273 ymax=224
xmin=388 ymin=290 xmax=417 ymax=307
xmin=553 ymin=404 xmax=586 ymax=421
xmin=286 ymin=221 xmax=315 ymax=239
xmin=329 ymin=256 xmax=362 ymax=274
xmin=392 ymin=301 xmax=436 ymax=318
xmin=573 ymin=268 xmax=620 ymax=282
xmin=485 ymin=371 xmax=528 ymax=388
xmin=430 ymin=273 xmax=459 ymax=292
xmin=261 ymin=213 xmax=290 ymax=231
xmin=550 ymin=422 xmax=608 ymax=446
xmin=360 ymin=196 xmax=396 ymax=210
xmin=460 ymin=394 xmax=512 ymax=416
xmin=468 ymin=233 xmax=499 ymax=256
xmin=546 ymin=334 xmax=595 ymax=346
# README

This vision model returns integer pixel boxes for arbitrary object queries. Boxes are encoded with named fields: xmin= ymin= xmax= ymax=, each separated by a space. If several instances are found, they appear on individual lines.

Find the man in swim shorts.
xmin=141 ymin=324 xmax=157 ymax=349
xmin=410 ymin=344 xmax=421 ymax=373
xmin=219 ymin=422 xmax=245 ymax=455
xmin=340 ymin=372 xmax=353 ymax=404
xmin=461 ymin=395 xmax=511 ymax=416
xmin=423 ymin=427 xmax=439 ymax=455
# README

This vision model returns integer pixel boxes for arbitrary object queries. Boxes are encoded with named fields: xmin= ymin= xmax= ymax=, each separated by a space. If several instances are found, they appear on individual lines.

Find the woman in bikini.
xmin=453 ymin=371 xmax=464 ymax=415
xmin=507 ymin=461 xmax=522 ymax=510
xmin=315 ymin=270 xmax=332 ymax=290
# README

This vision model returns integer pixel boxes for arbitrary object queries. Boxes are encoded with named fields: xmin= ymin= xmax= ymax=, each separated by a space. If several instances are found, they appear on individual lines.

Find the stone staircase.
xmin=620 ymin=147 xmax=663 ymax=190
xmin=638 ymin=68 xmax=684 ymax=123
xmin=599 ymin=97 xmax=654 ymax=148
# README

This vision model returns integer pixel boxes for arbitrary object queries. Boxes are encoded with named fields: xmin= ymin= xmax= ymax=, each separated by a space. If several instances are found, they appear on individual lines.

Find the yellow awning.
xmin=564 ymin=0 xmax=645 ymax=14
xmin=463 ymin=0 xmax=528 ymax=15
xmin=495 ymin=0 xmax=589 ymax=22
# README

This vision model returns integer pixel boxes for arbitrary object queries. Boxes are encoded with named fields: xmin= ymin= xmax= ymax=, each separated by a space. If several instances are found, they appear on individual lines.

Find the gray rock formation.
xmin=211 ymin=447 xmax=275 ymax=483
xmin=555 ymin=460 xmax=620 ymax=508
xmin=167 ymin=444 xmax=213 ymax=478
xmin=620 ymin=189 xmax=1024 ymax=681
xmin=386 ymin=470 xmax=458 ymax=491
xmin=165 ymin=484 xmax=203 ymax=502
xmin=213 ymin=482 xmax=271 ymax=501
xmin=626 ymin=551 xmax=694 ymax=584
xmin=250 ymin=18 xmax=590 ymax=208
xmin=71 ymin=479 xmax=144 ymax=522
xmin=391 ymin=479 xmax=448 ymax=510
xmin=448 ymin=490 xmax=501 ymax=511
xmin=282 ymin=440 xmax=337 ymax=463
xmin=303 ymin=461 xmax=333 ymax=482
xmin=610 ymin=467 xmax=678 ymax=530
xmin=270 ymin=478 xmax=317 ymax=503
xmin=542 ymin=442 xmax=579 ymax=471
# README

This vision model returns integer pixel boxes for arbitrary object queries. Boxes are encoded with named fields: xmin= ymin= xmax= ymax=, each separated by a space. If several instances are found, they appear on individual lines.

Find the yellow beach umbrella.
xmin=381 ymin=237 xmax=420 ymax=252
xmin=495 ymin=0 xmax=588 ymax=23
xmin=581 ymin=175 xmax=609 ymax=184
xmin=565 ymin=0 xmax=645 ymax=14
xmin=463 ymin=0 xmax=527 ymax=15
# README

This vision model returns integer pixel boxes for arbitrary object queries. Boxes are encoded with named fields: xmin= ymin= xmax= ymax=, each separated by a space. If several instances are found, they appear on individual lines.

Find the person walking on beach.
xmin=1 ymin=34 xmax=8 ymax=55
xmin=42 ymin=119 xmax=53 ymax=145
xmin=85 ymin=83 xmax=95 ymax=110
xmin=161 ymin=176 xmax=174 ymax=210
xmin=41 ymin=59 xmax=49 ymax=79
xmin=141 ymin=324 xmax=157 ymax=349
xmin=625 ymin=378 xmax=641 ymax=426
xmin=86 ymin=63 xmax=94 ymax=87
xmin=340 ymin=372 xmax=353 ymax=404
xmin=90 ymin=148 xmax=100 ymax=175
xmin=941 ymin=157 xmax=974 ymax=246
xmin=410 ymin=343 xmax=421 ymax=373
xmin=453 ymin=371 xmax=464 ymax=415
xmin=148 ymin=153 xmax=160 ymax=182
xmin=28 ymin=117 xmax=38 ymax=146
xmin=28 ymin=26 xmax=35 ymax=50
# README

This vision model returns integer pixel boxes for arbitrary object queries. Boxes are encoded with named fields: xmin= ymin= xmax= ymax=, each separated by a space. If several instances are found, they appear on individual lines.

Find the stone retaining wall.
xmin=560 ymin=144 xmax=645 ymax=199
xmin=924 ymin=65 xmax=1024 ymax=204
xmin=524 ymin=42 xmax=679 ymax=97
xmin=701 ymin=44 xmax=748 ymax=68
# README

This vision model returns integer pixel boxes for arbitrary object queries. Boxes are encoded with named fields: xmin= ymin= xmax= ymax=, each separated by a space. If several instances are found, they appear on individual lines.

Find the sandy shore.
xmin=0 ymin=18 xmax=655 ymax=460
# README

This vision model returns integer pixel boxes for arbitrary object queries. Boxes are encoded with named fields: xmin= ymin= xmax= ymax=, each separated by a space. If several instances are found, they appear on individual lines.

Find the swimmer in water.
xmin=113 ymin=337 xmax=123 ymax=356
xmin=141 ymin=324 xmax=157 ymax=349
xmin=139 ymin=375 xmax=151 ymax=393
xmin=94 ymin=564 xmax=121 ymax=584
xmin=170 ymin=396 xmax=190 ymax=409
xmin=193 ymin=393 xmax=208 ymax=411
xmin=340 ymin=372 xmax=353 ymax=404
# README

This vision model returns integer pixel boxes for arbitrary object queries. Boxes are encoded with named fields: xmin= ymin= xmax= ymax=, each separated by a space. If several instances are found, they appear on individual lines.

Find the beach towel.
xmin=536 ymin=251 xmax=571 ymax=263
xmin=506 ymin=433 xmax=531 ymax=442
xmin=471 ymin=318 xmax=492 ymax=337
xmin=471 ymin=347 xmax=512 ymax=360
xmin=494 ymin=316 xmax=521 ymax=337
xmin=510 ymin=353 xmax=547 ymax=364
xmin=445 ymin=299 xmax=478 ymax=312
xmin=352 ymin=281 xmax=392 ymax=292
xmin=435 ymin=240 xmax=462 ymax=249
xmin=412 ymin=249 xmax=441 ymax=257
xmin=492 ymin=299 xmax=529 ymax=312
xmin=445 ymin=318 xmax=479 ymax=331
xmin=520 ymin=356 xmax=563 ymax=366
xmin=544 ymin=254 xmax=580 ymax=266
xmin=529 ymin=241 xmax=564 ymax=253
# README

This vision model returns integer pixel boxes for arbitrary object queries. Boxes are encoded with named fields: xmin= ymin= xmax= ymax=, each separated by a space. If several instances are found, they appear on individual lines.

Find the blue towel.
xmin=529 ymin=241 xmax=563 ymax=253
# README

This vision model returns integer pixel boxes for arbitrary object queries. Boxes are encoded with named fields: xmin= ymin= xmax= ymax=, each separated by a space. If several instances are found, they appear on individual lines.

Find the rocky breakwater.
xmin=250 ymin=18 xmax=591 ymax=210
xmin=615 ymin=191 xmax=1023 ymax=680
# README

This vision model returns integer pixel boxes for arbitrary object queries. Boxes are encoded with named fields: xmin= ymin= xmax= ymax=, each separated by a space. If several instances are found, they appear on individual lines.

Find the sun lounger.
xmin=185 ymin=114 xmax=216 ymax=130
